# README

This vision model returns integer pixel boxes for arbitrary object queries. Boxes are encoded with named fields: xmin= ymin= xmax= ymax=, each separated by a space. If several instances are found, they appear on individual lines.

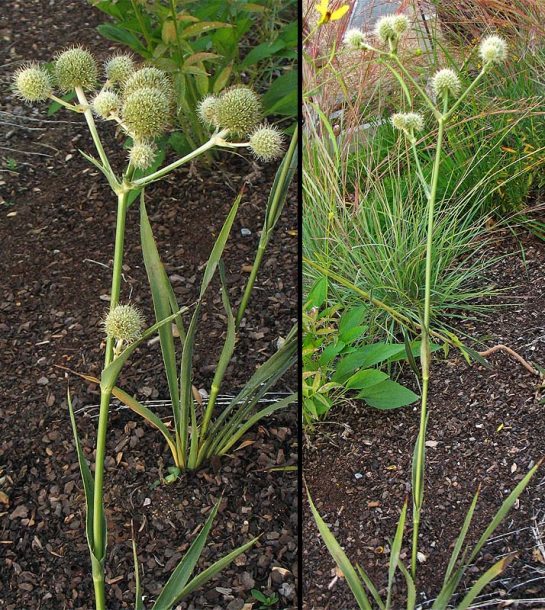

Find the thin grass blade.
xmin=356 ymin=566 xmax=385 ymax=610
xmin=386 ymin=501 xmax=407 ymax=609
xmin=455 ymin=555 xmax=515 ymax=610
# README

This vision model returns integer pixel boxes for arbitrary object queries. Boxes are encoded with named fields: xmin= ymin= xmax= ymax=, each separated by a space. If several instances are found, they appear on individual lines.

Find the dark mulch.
xmin=0 ymin=2 xmax=298 ymax=609
xmin=304 ymin=230 xmax=545 ymax=609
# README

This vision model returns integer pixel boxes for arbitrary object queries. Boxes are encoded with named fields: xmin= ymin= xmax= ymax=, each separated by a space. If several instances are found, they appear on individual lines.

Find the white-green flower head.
xmin=13 ymin=64 xmax=52 ymax=102
xmin=123 ymin=66 xmax=174 ymax=103
xmin=105 ymin=54 xmax=135 ymax=86
xmin=374 ymin=15 xmax=397 ymax=43
xmin=343 ymin=28 xmax=368 ymax=50
xmin=215 ymin=86 xmax=262 ymax=136
xmin=103 ymin=303 xmax=145 ymax=343
xmin=431 ymin=68 xmax=461 ymax=99
xmin=129 ymin=141 xmax=156 ymax=170
xmin=479 ymin=35 xmax=508 ymax=64
xmin=54 ymin=47 xmax=98 ymax=92
xmin=392 ymin=14 xmax=410 ymax=35
xmin=92 ymin=90 xmax=121 ymax=119
xmin=249 ymin=125 xmax=284 ymax=161
xmin=391 ymin=112 xmax=424 ymax=133
xmin=197 ymin=95 xmax=219 ymax=127
xmin=121 ymin=87 xmax=171 ymax=139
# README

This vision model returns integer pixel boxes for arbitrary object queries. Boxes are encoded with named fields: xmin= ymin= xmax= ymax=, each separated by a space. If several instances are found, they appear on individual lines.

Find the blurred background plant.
xmin=89 ymin=0 xmax=297 ymax=156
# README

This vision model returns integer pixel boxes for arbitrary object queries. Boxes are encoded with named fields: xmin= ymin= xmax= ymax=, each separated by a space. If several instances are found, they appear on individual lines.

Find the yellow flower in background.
xmin=316 ymin=0 xmax=349 ymax=25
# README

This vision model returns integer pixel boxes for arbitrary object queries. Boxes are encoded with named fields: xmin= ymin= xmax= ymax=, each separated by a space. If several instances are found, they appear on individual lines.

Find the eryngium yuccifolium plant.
xmin=214 ymin=86 xmax=262 ymax=136
xmin=123 ymin=66 xmax=174 ymax=103
xmin=249 ymin=125 xmax=284 ymax=161
xmin=343 ymin=28 xmax=369 ymax=50
xmin=92 ymin=90 xmax=121 ymax=119
xmin=55 ymin=47 xmax=98 ymax=92
xmin=105 ymin=54 xmax=134 ymax=86
xmin=121 ymin=87 xmax=171 ymax=139
xmin=479 ymin=35 xmax=508 ymax=64
xmin=431 ymin=68 xmax=461 ymax=99
xmin=391 ymin=112 xmax=424 ymax=133
xmin=13 ymin=64 xmax=52 ymax=102
xmin=129 ymin=141 xmax=156 ymax=170
xmin=197 ymin=95 xmax=220 ymax=126
xmin=103 ymin=303 xmax=145 ymax=343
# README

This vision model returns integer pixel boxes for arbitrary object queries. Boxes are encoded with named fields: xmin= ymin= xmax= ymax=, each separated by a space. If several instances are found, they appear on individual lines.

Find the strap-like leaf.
xmin=456 ymin=555 xmax=514 ymax=610
xmin=140 ymin=194 xmax=182 ymax=430
xmin=386 ymin=501 xmax=407 ymax=609
xmin=131 ymin=525 xmax=144 ymax=610
xmin=396 ymin=561 xmax=416 ymax=610
xmin=356 ymin=566 xmax=385 ymax=610
xmin=307 ymin=490 xmax=372 ymax=610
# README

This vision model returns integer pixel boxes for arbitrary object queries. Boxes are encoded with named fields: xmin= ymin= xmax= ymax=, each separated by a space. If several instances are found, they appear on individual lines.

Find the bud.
xmin=479 ymin=35 xmax=508 ymax=64
xmin=54 ymin=47 xmax=98 ymax=92
xmin=129 ymin=141 xmax=156 ymax=170
xmin=249 ymin=125 xmax=284 ymax=161
xmin=103 ymin=304 xmax=145 ymax=343
xmin=343 ymin=28 xmax=368 ymax=50
xmin=215 ymin=86 xmax=262 ymax=136
xmin=121 ymin=87 xmax=171 ymax=139
xmin=123 ymin=67 xmax=174 ymax=103
xmin=374 ymin=15 xmax=397 ymax=43
xmin=197 ymin=95 xmax=219 ymax=127
xmin=105 ymin=54 xmax=135 ymax=86
xmin=13 ymin=64 xmax=52 ymax=102
xmin=431 ymin=68 xmax=461 ymax=99
xmin=92 ymin=90 xmax=121 ymax=119
xmin=391 ymin=112 xmax=424 ymax=133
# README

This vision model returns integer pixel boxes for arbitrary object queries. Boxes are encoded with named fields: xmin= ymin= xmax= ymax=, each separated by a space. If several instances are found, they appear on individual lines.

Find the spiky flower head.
xmin=197 ymin=95 xmax=219 ymax=127
xmin=391 ymin=112 xmax=424 ymax=133
xmin=129 ymin=141 xmax=157 ymax=170
xmin=431 ymin=68 xmax=461 ymax=99
xmin=343 ymin=28 xmax=368 ymax=50
xmin=374 ymin=15 xmax=397 ymax=43
xmin=13 ymin=64 xmax=52 ymax=102
xmin=215 ymin=86 xmax=262 ymax=136
xmin=123 ymin=66 xmax=174 ymax=102
xmin=54 ymin=47 xmax=98 ymax=92
xmin=121 ymin=87 xmax=171 ymax=139
xmin=392 ymin=14 xmax=410 ymax=35
xmin=479 ymin=35 xmax=508 ymax=64
xmin=249 ymin=125 xmax=284 ymax=161
xmin=105 ymin=54 xmax=135 ymax=86
xmin=92 ymin=90 xmax=121 ymax=119
xmin=103 ymin=304 xmax=145 ymax=343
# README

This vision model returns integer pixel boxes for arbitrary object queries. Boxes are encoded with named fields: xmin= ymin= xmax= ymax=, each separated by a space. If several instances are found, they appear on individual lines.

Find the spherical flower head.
xmin=54 ymin=47 xmax=98 ymax=92
xmin=121 ymin=87 xmax=171 ymax=139
xmin=13 ymin=64 xmax=52 ymax=102
xmin=103 ymin=304 xmax=145 ymax=343
xmin=343 ymin=28 xmax=367 ymax=50
xmin=249 ymin=125 xmax=284 ymax=161
xmin=391 ymin=112 xmax=424 ymax=133
xmin=392 ymin=14 xmax=410 ymax=35
xmin=479 ymin=35 xmax=508 ymax=64
xmin=123 ymin=67 xmax=174 ymax=103
xmin=431 ymin=68 xmax=461 ymax=99
xmin=129 ymin=141 xmax=156 ymax=170
xmin=92 ymin=90 xmax=121 ymax=119
xmin=197 ymin=95 xmax=219 ymax=127
xmin=374 ymin=15 xmax=397 ymax=43
xmin=215 ymin=86 xmax=262 ymax=136
xmin=105 ymin=54 xmax=135 ymax=86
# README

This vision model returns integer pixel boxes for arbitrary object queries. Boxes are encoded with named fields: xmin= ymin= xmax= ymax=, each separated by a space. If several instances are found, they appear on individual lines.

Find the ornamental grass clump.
xmin=13 ymin=45 xmax=296 ymax=610
xmin=307 ymin=24 xmax=541 ymax=607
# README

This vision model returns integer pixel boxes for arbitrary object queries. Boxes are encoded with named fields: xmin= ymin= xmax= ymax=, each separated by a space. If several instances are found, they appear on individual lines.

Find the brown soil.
xmin=303 ymin=230 xmax=545 ymax=609
xmin=0 ymin=2 xmax=298 ymax=609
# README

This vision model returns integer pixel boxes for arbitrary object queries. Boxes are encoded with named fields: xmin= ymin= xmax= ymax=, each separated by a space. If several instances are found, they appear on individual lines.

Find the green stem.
xmin=49 ymin=93 xmax=81 ymax=112
xmin=92 ymin=570 xmax=106 ymax=610
xmin=444 ymin=67 xmax=487 ymax=120
xmin=411 ymin=99 xmax=447 ymax=579
xmin=92 ymin=191 xmax=129 ymax=583
xmin=131 ymin=130 xmax=229 ymax=188
xmin=75 ymin=87 xmax=116 ymax=180
xmin=390 ymin=54 xmax=440 ymax=119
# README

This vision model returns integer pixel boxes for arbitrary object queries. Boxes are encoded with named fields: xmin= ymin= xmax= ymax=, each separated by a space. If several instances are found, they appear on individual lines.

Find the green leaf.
xmin=262 ymin=70 xmax=297 ymax=117
xmin=140 ymin=195 xmax=181 ymax=430
xmin=456 ymin=555 xmax=514 ymax=610
xmin=396 ymin=561 xmax=416 ymax=610
xmin=356 ymin=566 xmax=385 ymax=610
xmin=96 ymin=23 xmax=147 ymax=54
xmin=307 ymin=491 xmax=372 ymax=610
xmin=213 ymin=63 xmax=233 ymax=93
xmin=240 ymin=39 xmax=286 ymax=68
xmin=181 ymin=21 xmax=233 ymax=38
xmin=338 ymin=305 xmax=367 ymax=339
xmin=332 ymin=344 xmax=406 ymax=383
xmin=345 ymin=369 xmax=389 ymax=391
xmin=359 ymin=380 xmax=419 ymax=410
xmin=386 ymin=501 xmax=407 ymax=609
xmin=305 ymin=277 xmax=327 ymax=310
xmin=131 ymin=531 xmax=144 ymax=610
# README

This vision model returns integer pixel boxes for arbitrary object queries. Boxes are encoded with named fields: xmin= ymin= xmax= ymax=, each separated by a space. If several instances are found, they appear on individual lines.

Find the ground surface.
xmin=304 ymin=231 xmax=545 ymax=609
xmin=0 ymin=2 xmax=298 ymax=609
